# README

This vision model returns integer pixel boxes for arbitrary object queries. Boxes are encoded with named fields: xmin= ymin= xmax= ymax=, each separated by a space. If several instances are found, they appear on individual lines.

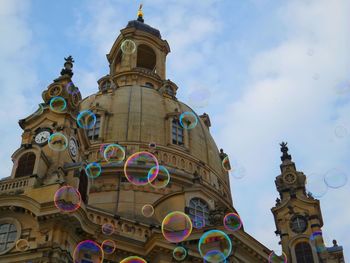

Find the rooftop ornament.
xmin=60 ymin=55 xmax=75 ymax=77
xmin=137 ymin=4 xmax=144 ymax=23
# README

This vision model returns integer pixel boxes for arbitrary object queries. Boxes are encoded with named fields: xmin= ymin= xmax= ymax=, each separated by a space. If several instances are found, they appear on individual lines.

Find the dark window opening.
xmin=87 ymin=114 xmax=100 ymax=140
xmin=137 ymin=44 xmax=156 ymax=71
xmin=15 ymin=152 xmax=35 ymax=178
xmin=172 ymin=119 xmax=184 ymax=145
xmin=295 ymin=242 xmax=314 ymax=263
xmin=145 ymin=82 xmax=154 ymax=89
xmin=79 ymin=171 xmax=88 ymax=204
xmin=166 ymin=86 xmax=175 ymax=96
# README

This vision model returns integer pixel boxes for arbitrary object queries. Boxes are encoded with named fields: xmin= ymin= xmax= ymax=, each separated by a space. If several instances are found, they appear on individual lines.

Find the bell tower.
xmin=12 ymin=56 xmax=83 ymax=187
xmin=107 ymin=5 xmax=170 ymax=85
xmin=271 ymin=142 xmax=344 ymax=263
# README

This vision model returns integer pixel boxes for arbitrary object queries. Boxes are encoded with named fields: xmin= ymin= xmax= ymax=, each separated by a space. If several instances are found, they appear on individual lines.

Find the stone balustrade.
xmin=0 ymin=176 xmax=32 ymax=195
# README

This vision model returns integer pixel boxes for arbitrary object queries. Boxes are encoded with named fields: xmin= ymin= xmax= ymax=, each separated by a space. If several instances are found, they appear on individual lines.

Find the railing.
xmin=0 ymin=176 xmax=32 ymax=194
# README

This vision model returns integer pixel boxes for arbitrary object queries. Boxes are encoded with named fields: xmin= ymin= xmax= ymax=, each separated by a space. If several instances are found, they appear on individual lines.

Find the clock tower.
xmin=271 ymin=142 xmax=344 ymax=263
xmin=12 ymin=56 xmax=83 ymax=187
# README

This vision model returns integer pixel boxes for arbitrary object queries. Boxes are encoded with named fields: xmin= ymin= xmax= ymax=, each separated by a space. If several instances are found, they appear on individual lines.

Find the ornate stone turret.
xmin=271 ymin=143 xmax=344 ymax=262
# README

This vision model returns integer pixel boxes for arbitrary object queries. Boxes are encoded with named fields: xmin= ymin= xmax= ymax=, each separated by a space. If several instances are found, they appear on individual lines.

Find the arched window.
xmin=166 ymin=86 xmax=175 ymax=97
xmin=295 ymin=242 xmax=314 ymax=263
xmin=137 ymin=44 xmax=156 ymax=70
xmin=188 ymin=198 xmax=209 ymax=227
xmin=87 ymin=114 xmax=100 ymax=140
xmin=0 ymin=223 xmax=17 ymax=252
xmin=15 ymin=152 xmax=35 ymax=178
xmin=172 ymin=119 xmax=184 ymax=145
xmin=79 ymin=171 xmax=88 ymax=204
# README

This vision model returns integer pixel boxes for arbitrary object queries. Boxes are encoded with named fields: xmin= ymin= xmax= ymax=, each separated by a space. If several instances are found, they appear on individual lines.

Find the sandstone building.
xmin=0 ymin=9 xmax=345 ymax=263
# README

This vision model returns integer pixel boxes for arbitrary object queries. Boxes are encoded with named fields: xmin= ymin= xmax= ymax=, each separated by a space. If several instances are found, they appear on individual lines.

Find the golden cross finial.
xmin=138 ymin=4 xmax=143 ymax=18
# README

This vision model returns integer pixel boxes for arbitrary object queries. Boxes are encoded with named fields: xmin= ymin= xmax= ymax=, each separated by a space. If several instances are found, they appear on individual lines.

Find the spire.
xmin=280 ymin=142 xmax=292 ymax=162
xmin=137 ymin=4 xmax=144 ymax=23
xmin=60 ymin=55 xmax=74 ymax=78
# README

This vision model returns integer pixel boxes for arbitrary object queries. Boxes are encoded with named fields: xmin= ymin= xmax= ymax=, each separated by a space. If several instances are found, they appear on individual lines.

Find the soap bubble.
xmin=198 ymin=230 xmax=232 ymax=263
xmin=54 ymin=186 xmax=81 ymax=212
xmin=120 ymin=256 xmax=147 ymax=263
xmin=161 ymin=211 xmax=192 ymax=243
xmin=48 ymin=132 xmax=68 ymax=151
xmin=179 ymin=112 xmax=198 ymax=130
xmin=148 ymin=165 xmax=170 ymax=189
xmin=101 ymin=239 xmax=116 ymax=254
xmin=141 ymin=204 xmax=154 ymax=218
xmin=77 ymin=110 xmax=96 ymax=130
xmin=223 ymin=212 xmax=242 ymax=232
xmin=101 ymin=223 xmax=115 ymax=235
xmin=16 ymin=239 xmax=29 ymax=251
xmin=73 ymin=240 xmax=103 ymax=263
xmin=124 ymin=151 xmax=159 ymax=186
xmin=121 ymin=39 xmax=136 ymax=55
xmin=50 ymin=96 xmax=67 ymax=113
xmin=324 ymin=168 xmax=347 ymax=189
xmin=173 ymin=246 xmax=187 ymax=261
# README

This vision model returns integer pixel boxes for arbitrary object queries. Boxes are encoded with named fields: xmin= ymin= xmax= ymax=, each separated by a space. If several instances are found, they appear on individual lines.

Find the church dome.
xmin=77 ymin=13 xmax=233 ymax=222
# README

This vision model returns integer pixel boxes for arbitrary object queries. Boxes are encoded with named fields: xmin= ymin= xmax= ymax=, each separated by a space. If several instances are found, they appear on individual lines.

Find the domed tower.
xmin=0 ymin=8 xmax=274 ymax=263
xmin=78 ymin=10 xmax=233 ymax=223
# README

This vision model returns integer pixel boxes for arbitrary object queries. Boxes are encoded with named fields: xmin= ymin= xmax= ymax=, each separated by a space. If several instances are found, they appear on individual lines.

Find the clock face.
xmin=290 ymin=216 xmax=308 ymax=233
xmin=34 ymin=130 xmax=51 ymax=146
xmin=283 ymin=173 xmax=297 ymax=184
xmin=69 ymin=137 xmax=78 ymax=157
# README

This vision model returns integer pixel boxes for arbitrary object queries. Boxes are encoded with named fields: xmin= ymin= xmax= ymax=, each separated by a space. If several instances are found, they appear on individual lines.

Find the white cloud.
xmin=217 ymin=0 xmax=350 ymax=255
xmin=0 ymin=0 xmax=40 ymax=179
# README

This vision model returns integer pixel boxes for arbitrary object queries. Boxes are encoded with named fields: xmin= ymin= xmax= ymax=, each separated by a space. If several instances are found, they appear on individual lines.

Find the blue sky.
xmin=0 ymin=0 xmax=349 ymax=260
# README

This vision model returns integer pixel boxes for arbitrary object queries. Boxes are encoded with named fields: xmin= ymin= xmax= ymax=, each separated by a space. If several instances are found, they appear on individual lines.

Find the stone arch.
xmin=137 ymin=44 xmax=156 ymax=71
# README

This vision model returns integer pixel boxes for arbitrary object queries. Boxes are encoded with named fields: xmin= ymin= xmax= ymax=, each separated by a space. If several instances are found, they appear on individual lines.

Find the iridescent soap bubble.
xmin=223 ymin=212 xmax=242 ymax=232
xmin=121 ymin=39 xmax=136 ymax=55
xmin=85 ymin=162 xmax=102 ymax=179
xmin=324 ymin=168 xmax=347 ymax=189
xmin=141 ymin=204 xmax=154 ymax=218
xmin=309 ymin=231 xmax=327 ymax=253
xmin=99 ymin=144 xmax=108 ymax=158
xmin=198 ymin=230 xmax=232 ymax=263
xmin=334 ymin=125 xmax=348 ymax=138
xmin=66 ymin=82 xmax=80 ymax=95
xmin=161 ymin=211 xmax=192 ymax=243
xmin=16 ymin=239 xmax=29 ymax=251
xmin=148 ymin=165 xmax=170 ymax=189
xmin=173 ymin=246 xmax=187 ymax=261
xmin=73 ymin=240 xmax=103 ymax=263
xmin=104 ymin=143 xmax=125 ymax=163
xmin=120 ymin=256 xmax=147 ymax=263
xmin=222 ymin=156 xmax=231 ymax=172
xmin=335 ymin=80 xmax=350 ymax=95
xmin=77 ymin=110 xmax=96 ymax=129
xmin=188 ymin=88 xmax=210 ymax=109
xmin=268 ymin=250 xmax=287 ymax=263
xmin=101 ymin=239 xmax=116 ymax=254
xmin=203 ymin=250 xmax=227 ymax=263
xmin=306 ymin=173 xmax=328 ymax=198
xmin=124 ymin=151 xmax=159 ymax=186
xmin=230 ymin=160 xmax=246 ymax=179
xmin=50 ymin=96 xmax=67 ymax=113
xmin=101 ymin=223 xmax=115 ymax=235
xmin=179 ymin=112 xmax=198 ymax=130
xmin=54 ymin=186 xmax=81 ymax=212
xmin=48 ymin=132 xmax=68 ymax=151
